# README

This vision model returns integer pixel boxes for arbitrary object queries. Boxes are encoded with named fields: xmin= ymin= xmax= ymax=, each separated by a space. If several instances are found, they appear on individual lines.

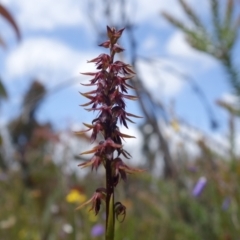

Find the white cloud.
xmin=136 ymin=58 xmax=184 ymax=97
xmin=133 ymin=0 xmax=179 ymax=23
xmin=164 ymin=121 xmax=202 ymax=158
xmin=166 ymin=31 xmax=217 ymax=72
xmin=219 ymin=93 xmax=239 ymax=106
xmin=4 ymin=0 xmax=84 ymax=31
xmin=1 ymin=0 xmax=209 ymax=33
xmin=129 ymin=0 xmax=208 ymax=26
xmin=142 ymin=36 xmax=158 ymax=51
xmin=5 ymin=37 xmax=97 ymax=86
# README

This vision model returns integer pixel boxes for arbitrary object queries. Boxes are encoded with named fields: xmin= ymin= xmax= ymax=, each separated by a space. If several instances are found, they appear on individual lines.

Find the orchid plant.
xmin=77 ymin=26 xmax=142 ymax=240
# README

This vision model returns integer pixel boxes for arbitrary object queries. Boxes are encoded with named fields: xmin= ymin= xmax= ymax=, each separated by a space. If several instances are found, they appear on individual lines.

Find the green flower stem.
xmin=106 ymin=193 xmax=115 ymax=240
xmin=106 ymin=160 xmax=115 ymax=240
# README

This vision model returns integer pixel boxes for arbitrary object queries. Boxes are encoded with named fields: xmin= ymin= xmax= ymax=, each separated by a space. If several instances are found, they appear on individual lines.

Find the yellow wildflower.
xmin=66 ymin=189 xmax=87 ymax=204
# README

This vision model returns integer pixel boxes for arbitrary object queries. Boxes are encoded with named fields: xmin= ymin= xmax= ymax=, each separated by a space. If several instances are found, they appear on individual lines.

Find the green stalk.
xmin=105 ymin=156 xmax=115 ymax=240
xmin=106 ymin=193 xmax=115 ymax=240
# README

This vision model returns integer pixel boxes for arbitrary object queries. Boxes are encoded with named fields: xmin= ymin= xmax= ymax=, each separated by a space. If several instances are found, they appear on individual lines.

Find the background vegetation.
xmin=1 ymin=0 xmax=240 ymax=239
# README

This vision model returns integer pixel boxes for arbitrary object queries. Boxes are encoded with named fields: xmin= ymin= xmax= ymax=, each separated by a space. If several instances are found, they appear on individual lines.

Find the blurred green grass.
xmin=1 ymin=142 xmax=240 ymax=240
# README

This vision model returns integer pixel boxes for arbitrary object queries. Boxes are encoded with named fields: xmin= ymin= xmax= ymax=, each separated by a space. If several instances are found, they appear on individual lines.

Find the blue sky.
xmin=0 ymin=0 xmax=238 ymax=138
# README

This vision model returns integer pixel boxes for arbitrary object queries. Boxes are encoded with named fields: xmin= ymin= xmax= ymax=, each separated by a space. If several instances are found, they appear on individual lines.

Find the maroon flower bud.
xmin=78 ymin=153 xmax=102 ymax=171
xmin=114 ymin=202 xmax=126 ymax=222
xmin=112 ymin=157 xmax=143 ymax=185
xmin=113 ymin=43 xmax=125 ymax=53
xmin=76 ymin=188 xmax=106 ymax=215
xmin=99 ymin=40 xmax=111 ymax=48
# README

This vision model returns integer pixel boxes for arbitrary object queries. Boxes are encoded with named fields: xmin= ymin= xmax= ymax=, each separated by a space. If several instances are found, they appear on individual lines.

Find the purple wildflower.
xmin=222 ymin=197 xmax=231 ymax=211
xmin=187 ymin=165 xmax=198 ymax=173
xmin=192 ymin=176 xmax=207 ymax=197
xmin=91 ymin=223 xmax=104 ymax=237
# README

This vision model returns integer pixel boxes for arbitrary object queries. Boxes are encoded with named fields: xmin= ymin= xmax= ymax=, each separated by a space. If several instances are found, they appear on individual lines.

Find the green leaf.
xmin=161 ymin=11 xmax=189 ymax=32
xmin=223 ymin=0 xmax=233 ymax=30
xmin=106 ymin=194 xmax=115 ymax=240
xmin=210 ymin=0 xmax=220 ymax=33
xmin=178 ymin=0 xmax=205 ymax=30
